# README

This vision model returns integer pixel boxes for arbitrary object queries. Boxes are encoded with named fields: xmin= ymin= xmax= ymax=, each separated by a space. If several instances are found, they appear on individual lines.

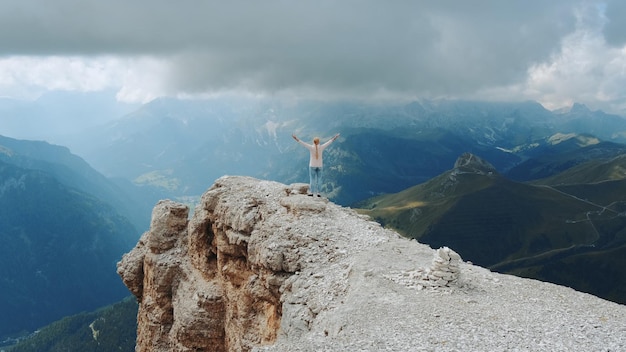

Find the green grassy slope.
xmin=0 ymin=161 xmax=137 ymax=339
xmin=355 ymin=155 xmax=626 ymax=304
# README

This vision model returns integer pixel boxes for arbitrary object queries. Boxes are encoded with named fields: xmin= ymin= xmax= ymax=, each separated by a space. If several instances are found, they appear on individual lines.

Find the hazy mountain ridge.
xmin=4 ymin=97 xmax=626 ymax=349
xmin=0 ymin=135 xmax=153 ymax=230
xmin=356 ymin=153 xmax=626 ymax=304
xmin=0 ymin=91 xmax=139 ymax=141
xmin=0 ymin=137 xmax=142 ymax=342
xmin=505 ymin=135 xmax=626 ymax=182
xmin=531 ymin=153 xmax=626 ymax=186
xmin=61 ymin=98 xmax=626 ymax=207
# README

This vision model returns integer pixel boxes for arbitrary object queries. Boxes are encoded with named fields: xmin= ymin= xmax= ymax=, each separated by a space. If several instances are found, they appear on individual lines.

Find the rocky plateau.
xmin=117 ymin=176 xmax=626 ymax=351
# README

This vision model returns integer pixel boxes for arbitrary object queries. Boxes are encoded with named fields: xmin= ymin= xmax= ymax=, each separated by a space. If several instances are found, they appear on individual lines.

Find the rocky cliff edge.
xmin=117 ymin=175 xmax=626 ymax=352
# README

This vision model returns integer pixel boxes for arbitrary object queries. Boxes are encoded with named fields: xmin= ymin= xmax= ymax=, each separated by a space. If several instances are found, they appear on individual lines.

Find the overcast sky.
xmin=1 ymin=0 xmax=626 ymax=115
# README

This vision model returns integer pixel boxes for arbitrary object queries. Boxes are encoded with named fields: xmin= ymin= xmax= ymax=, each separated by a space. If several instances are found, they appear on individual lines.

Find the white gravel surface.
xmin=242 ymin=177 xmax=626 ymax=352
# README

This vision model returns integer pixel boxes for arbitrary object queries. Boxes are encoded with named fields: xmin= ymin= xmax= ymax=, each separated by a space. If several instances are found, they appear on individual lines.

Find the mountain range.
xmin=56 ymin=97 xmax=626 ymax=207
xmin=0 ymin=135 xmax=156 ymax=231
xmin=355 ymin=152 xmax=626 ymax=304
xmin=3 ymin=96 xmax=626 ymax=349
xmin=0 ymin=136 xmax=141 ymax=343
xmin=7 ymin=95 xmax=626 ymax=208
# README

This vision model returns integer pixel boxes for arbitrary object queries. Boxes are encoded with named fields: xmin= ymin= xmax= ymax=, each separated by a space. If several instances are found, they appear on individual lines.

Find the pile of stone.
xmin=384 ymin=246 xmax=463 ymax=291
xmin=418 ymin=246 xmax=462 ymax=288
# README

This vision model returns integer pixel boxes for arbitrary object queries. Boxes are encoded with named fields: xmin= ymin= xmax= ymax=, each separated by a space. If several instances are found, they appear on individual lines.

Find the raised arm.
xmin=321 ymin=133 xmax=340 ymax=147
xmin=293 ymin=134 xmax=312 ymax=148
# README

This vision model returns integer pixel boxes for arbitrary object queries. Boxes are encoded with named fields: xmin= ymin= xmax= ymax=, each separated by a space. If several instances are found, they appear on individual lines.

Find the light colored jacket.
xmin=297 ymin=138 xmax=336 ymax=167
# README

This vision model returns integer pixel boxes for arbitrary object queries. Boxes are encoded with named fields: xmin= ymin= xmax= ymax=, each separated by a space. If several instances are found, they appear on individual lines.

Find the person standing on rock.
xmin=292 ymin=133 xmax=340 ymax=197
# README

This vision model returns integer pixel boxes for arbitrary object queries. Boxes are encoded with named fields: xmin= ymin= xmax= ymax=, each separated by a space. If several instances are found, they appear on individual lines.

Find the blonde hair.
xmin=313 ymin=137 xmax=320 ymax=159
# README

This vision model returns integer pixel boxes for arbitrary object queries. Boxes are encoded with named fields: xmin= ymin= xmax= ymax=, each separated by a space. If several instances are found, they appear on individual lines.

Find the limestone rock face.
xmin=118 ymin=176 xmax=626 ymax=352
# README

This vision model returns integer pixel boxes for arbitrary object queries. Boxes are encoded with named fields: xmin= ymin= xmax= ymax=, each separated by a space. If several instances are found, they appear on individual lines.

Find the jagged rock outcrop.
xmin=430 ymin=152 xmax=498 ymax=198
xmin=118 ymin=176 xmax=626 ymax=352
xmin=453 ymin=152 xmax=497 ymax=175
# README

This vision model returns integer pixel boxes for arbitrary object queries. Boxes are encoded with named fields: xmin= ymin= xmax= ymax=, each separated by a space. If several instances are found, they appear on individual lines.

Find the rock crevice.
xmin=118 ymin=178 xmax=302 ymax=351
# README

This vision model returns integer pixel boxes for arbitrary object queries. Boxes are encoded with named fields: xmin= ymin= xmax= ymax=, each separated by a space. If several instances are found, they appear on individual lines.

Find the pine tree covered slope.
xmin=0 ymin=146 xmax=138 ymax=340
xmin=7 ymin=297 xmax=137 ymax=352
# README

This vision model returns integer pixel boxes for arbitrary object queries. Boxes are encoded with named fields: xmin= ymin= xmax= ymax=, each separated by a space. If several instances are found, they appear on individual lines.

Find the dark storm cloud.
xmin=0 ymin=1 xmax=589 ymax=99
xmin=603 ymin=0 xmax=626 ymax=46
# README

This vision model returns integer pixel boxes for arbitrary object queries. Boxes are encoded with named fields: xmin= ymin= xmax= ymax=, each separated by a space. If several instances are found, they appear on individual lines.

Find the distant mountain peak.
xmin=554 ymin=102 xmax=592 ymax=115
xmin=453 ymin=152 xmax=497 ymax=175
xmin=570 ymin=102 xmax=591 ymax=113
xmin=548 ymin=132 xmax=600 ymax=147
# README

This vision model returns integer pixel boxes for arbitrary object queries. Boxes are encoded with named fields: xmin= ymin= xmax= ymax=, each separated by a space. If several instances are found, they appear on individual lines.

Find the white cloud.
xmin=115 ymin=57 xmax=170 ymax=103
xmin=521 ymin=3 xmax=626 ymax=113
xmin=0 ymin=55 xmax=171 ymax=103
xmin=0 ymin=56 xmax=125 ymax=99
xmin=603 ymin=0 xmax=626 ymax=47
